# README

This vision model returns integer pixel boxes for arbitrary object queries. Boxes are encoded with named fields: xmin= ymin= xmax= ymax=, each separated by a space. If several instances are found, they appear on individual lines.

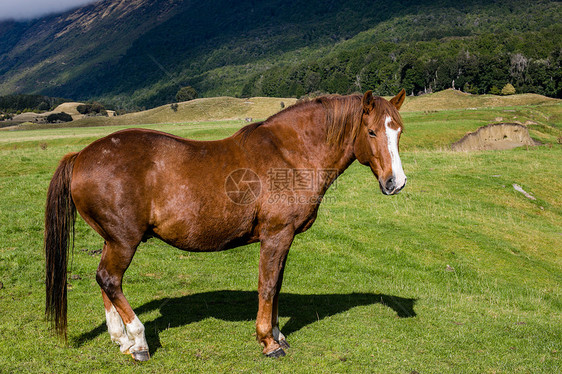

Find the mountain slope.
xmin=0 ymin=0 xmax=185 ymax=95
xmin=0 ymin=0 xmax=560 ymax=109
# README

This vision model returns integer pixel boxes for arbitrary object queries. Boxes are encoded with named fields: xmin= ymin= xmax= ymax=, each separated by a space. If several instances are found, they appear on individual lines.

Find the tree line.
xmin=241 ymin=29 xmax=561 ymax=98
xmin=0 ymin=94 xmax=68 ymax=114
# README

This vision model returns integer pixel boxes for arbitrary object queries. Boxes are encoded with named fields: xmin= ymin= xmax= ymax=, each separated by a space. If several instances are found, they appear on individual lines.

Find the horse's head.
xmin=354 ymin=89 xmax=407 ymax=195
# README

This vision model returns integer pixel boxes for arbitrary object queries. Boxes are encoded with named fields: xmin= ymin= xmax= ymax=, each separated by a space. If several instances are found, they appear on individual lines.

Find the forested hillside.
xmin=0 ymin=0 xmax=560 ymax=109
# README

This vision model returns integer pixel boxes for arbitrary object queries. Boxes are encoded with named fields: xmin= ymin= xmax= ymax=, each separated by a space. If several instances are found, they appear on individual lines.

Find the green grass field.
xmin=0 ymin=101 xmax=560 ymax=373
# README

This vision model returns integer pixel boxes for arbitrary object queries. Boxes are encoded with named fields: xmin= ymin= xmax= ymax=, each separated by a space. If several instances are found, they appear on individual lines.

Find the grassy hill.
xmin=400 ymin=89 xmax=560 ymax=112
xmin=72 ymin=97 xmax=298 ymax=127
xmin=8 ymin=90 xmax=561 ymax=150
xmin=0 ymin=0 xmax=560 ymax=109
xmin=0 ymin=93 xmax=560 ymax=372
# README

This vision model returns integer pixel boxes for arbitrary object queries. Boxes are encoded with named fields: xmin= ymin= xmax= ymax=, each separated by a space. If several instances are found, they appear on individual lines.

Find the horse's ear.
xmin=390 ymin=89 xmax=406 ymax=110
xmin=362 ymin=90 xmax=375 ymax=112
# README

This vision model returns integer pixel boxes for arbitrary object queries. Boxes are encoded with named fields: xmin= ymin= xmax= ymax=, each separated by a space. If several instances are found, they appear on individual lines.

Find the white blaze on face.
xmin=384 ymin=116 xmax=407 ymax=189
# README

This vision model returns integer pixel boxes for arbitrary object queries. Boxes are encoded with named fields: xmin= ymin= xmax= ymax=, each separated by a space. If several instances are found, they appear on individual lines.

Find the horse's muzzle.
xmin=379 ymin=176 xmax=406 ymax=195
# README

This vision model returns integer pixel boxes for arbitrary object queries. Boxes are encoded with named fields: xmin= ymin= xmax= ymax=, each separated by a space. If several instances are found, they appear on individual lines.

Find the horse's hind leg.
xmin=97 ymin=240 xmax=150 ymax=361
xmin=101 ymin=289 xmax=134 ymax=353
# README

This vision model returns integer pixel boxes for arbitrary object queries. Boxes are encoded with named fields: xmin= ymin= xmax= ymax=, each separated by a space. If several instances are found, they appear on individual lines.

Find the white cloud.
xmin=0 ymin=0 xmax=98 ymax=21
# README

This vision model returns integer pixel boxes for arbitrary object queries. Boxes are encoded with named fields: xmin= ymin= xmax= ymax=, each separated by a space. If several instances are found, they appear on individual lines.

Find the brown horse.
xmin=45 ymin=89 xmax=406 ymax=361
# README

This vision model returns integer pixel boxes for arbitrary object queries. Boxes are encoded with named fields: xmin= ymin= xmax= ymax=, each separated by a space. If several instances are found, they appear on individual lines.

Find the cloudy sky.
xmin=0 ymin=0 xmax=98 ymax=20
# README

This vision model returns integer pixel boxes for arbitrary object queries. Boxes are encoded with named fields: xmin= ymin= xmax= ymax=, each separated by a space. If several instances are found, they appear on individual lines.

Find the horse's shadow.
xmin=74 ymin=291 xmax=416 ymax=355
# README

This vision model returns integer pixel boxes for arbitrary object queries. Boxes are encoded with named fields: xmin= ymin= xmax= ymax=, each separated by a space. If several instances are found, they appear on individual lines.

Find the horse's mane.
xmin=317 ymin=94 xmax=362 ymax=146
xmin=235 ymin=121 xmax=265 ymax=144
xmin=234 ymin=94 xmax=402 ymax=146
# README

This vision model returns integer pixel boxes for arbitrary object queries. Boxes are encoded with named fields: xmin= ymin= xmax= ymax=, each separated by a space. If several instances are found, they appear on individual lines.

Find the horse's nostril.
xmin=385 ymin=177 xmax=395 ymax=191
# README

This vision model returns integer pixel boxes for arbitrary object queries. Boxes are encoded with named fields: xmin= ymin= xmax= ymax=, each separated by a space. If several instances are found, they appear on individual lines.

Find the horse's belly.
xmin=152 ymin=211 xmax=259 ymax=252
xmin=166 ymin=234 xmax=259 ymax=252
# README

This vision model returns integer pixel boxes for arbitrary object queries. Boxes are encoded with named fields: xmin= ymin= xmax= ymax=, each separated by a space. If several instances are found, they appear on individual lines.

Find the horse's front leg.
xmin=256 ymin=229 xmax=294 ymax=357
xmin=272 ymin=256 xmax=290 ymax=349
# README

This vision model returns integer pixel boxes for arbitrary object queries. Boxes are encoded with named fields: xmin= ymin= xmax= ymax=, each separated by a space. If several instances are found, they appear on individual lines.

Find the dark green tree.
xmin=47 ymin=112 xmax=73 ymax=123
xmin=175 ymin=86 xmax=198 ymax=102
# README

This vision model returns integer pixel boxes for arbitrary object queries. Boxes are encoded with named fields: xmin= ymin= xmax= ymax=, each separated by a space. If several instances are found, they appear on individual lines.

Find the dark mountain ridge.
xmin=0 ymin=0 xmax=560 ymax=109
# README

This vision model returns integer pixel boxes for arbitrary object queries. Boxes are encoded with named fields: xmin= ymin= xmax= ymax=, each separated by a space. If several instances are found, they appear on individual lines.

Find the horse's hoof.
xmin=131 ymin=350 xmax=150 ymax=361
xmin=265 ymin=347 xmax=286 ymax=358
xmin=278 ymin=339 xmax=290 ymax=349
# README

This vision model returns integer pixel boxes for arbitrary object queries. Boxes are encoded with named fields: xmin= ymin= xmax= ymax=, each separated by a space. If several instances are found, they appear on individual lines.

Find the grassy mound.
xmin=400 ymin=89 xmax=559 ymax=112
xmin=70 ymin=97 xmax=297 ymax=128
xmin=51 ymin=102 xmax=85 ymax=117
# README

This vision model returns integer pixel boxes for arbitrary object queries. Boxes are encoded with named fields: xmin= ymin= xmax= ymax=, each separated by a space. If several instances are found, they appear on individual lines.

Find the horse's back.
xmin=72 ymin=128 xmax=197 ymax=195
xmin=70 ymin=128 xmax=258 ymax=250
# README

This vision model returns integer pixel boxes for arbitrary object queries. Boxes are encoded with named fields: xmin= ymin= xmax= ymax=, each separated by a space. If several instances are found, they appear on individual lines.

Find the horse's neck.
xmin=316 ymin=142 xmax=355 ymax=193
xmin=263 ymin=106 xmax=357 ymax=188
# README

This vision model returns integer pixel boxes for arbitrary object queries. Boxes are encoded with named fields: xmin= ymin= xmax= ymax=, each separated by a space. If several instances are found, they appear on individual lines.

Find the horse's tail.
xmin=45 ymin=152 xmax=78 ymax=341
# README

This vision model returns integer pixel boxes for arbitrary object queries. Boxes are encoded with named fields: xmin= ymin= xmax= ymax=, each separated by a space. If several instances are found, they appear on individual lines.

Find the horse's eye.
xmin=368 ymin=129 xmax=376 ymax=137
